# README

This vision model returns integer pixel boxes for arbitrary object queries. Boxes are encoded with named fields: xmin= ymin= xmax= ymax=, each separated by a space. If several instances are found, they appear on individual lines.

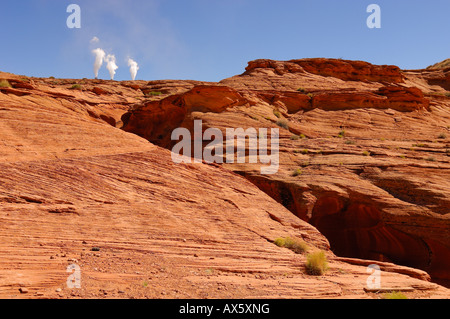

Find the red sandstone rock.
xmin=245 ymin=58 xmax=404 ymax=83
xmin=310 ymin=86 xmax=429 ymax=112
xmin=122 ymin=59 xmax=450 ymax=289
xmin=0 ymin=59 xmax=449 ymax=300
xmin=256 ymin=91 xmax=312 ymax=113
xmin=294 ymin=58 xmax=404 ymax=83
xmin=122 ymin=85 xmax=248 ymax=146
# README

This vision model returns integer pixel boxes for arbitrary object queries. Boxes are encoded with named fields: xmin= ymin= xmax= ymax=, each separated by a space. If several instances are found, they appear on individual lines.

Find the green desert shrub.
xmin=284 ymin=237 xmax=308 ymax=254
xmin=276 ymin=119 xmax=289 ymax=130
xmin=384 ymin=291 xmax=408 ymax=299
xmin=273 ymin=110 xmax=281 ymax=118
xmin=305 ymin=251 xmax=328 ymax=276
xmin=70 ymin=84 xmax=82 ymax=90
xmin=292 ymin=168 xmax=302 ymax=177
xmin=438 ymin=133 xmax=447 ymax=139
xmin=274 ymin=237 xmax=308 ymax=254
xmin=0 ymin=79 xmax=12 ymax=88
xmin=146 ymin=91 xmax=162 ymax=96
xmin=274 ymin=238 xmax=286 ymax=247
xmin=292 ymin=134 xmax=307 ymax=140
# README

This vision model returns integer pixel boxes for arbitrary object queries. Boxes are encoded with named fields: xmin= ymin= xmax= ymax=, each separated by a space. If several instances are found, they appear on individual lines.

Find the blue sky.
xmin=0 ymin=0 xmax=449 ymax=82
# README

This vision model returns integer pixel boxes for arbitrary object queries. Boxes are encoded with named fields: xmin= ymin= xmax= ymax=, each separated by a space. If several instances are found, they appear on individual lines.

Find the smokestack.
xmin=92 ymin=48 xmax=106 ymax=79
xmin=128 ymin=58 xmax=139 ymax=81
xmin=105 ymin=54 xmax=118 ymax=80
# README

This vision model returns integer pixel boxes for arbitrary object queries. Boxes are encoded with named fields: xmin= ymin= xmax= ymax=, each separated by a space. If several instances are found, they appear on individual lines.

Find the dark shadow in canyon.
xmin=237 ymin=173 xmax=450 ymax=288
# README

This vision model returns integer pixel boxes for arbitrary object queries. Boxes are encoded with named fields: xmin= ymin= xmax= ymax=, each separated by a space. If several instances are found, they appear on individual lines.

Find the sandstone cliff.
xmin=122 ymin=58 xmax=450 ymax=288
xmin=0 ymin=58 xmax=449 ymax=299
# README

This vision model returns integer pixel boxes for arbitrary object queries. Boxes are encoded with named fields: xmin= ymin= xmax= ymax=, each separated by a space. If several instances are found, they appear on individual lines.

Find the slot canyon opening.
xmin=235 ymin=174 xmax=450 ymax=287
xmin=303 ymin=195 xmax=450 ymax=288
xmin=308 ymin=197 xmax=431 ymax=267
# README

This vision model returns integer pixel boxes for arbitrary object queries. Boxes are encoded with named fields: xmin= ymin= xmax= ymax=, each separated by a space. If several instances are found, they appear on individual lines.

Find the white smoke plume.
xmin=128 ymin=58 xmax=139 ymax=81
xmin=92 ymin=48 xmax=106 ymax=79
xmin=105 ymin=54 xmax=119 ymax=80
xmin=90 ymin=36 xmax=100 ymax=44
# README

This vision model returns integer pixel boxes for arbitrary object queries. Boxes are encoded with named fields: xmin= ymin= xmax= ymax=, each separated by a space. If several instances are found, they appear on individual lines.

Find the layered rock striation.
xmin=0 ymin=58 xmax=449 ymax=298
xmin=121 ymin=58 xmax=450 ymax=287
